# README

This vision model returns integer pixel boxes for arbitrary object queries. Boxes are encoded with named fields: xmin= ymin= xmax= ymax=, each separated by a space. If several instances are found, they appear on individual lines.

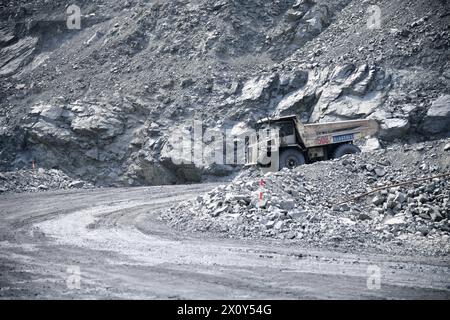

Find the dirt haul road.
xmin=0 ymin=184 xmax=449 ymax=299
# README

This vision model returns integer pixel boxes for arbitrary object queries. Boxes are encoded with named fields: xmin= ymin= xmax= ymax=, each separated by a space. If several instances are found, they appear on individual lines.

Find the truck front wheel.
xmin=332 ymin=143 xmax=361 ymax=159
xmin=279 ymin=149 xmax=305 ymax=170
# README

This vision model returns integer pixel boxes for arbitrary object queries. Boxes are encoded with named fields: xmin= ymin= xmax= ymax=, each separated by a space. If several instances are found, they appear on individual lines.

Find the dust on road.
xmin=0 ymin=184 xmax=449 ymax=299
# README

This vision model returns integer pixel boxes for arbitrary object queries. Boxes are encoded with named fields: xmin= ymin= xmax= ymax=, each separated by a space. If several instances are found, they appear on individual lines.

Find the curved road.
xmin=0 ymin=184 xmax=449 ymax=299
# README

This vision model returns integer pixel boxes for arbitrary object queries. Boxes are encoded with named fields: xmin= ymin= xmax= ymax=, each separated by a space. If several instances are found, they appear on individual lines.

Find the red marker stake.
xmin=32 ymin=160 xmax=35 ymax=171
xmin=258 ymin=179 xmax=265 ymax=210
xmin=259 ymin=179 xmax=266 ymax=187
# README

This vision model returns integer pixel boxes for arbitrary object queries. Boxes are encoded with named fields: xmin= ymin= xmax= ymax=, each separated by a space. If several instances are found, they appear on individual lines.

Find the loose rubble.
xmin=0 ymin=168 xmax=93 ymax=194
xmin=162 ymin=139 xmax=450 ymax=256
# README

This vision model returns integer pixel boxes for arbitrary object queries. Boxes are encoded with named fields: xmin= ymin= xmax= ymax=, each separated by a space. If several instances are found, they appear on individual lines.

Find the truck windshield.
xmin=255 ymin=121 xmax=292 ymax=138
xmin=275 ymin=122 xmax=293 ymax=137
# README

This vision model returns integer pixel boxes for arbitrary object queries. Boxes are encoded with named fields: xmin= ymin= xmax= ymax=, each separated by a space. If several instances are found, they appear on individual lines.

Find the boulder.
xmin=265 ymin=220 xmax=275 ymax=229
xmin=361 ymin=137 xmax=381 ymax=152
xmin=422 ymin=95 xmax=450 ymax=134
xmin=274 ymin=220 xmax=284 ymax=230
xmin=358 ymin=213 xmax=372 ymax=221
xmin=239 ymin=74 xmax=278 ymax=101
xmin=444 ymin=143 xmax=450 ymax=151
xmin=288 ymin=210 xmax=306 ymax=220
xmin=379 ymin=118 xmax=410 ymax=140
xmin=374 ymin=167 xmax=387 ymax=177
xmin=279 ymin=199 xmax=296 ymax=210
xmin=372 ymin=195 xmax=385 ymax=206
xmin=383 ymin=215 xmax=406 ymax=225
xmin=69 ymin=180 xmax=85 ymax=188
xmin=211 ymin=205 xmax=229 ymax=217
xmin=394 ymin=192 xmax=406 ymax=204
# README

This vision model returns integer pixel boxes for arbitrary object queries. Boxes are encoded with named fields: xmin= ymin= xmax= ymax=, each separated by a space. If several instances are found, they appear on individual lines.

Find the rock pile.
xmin=0 ymin=168 xmax=93 ymax=194
xmin=162 ymin=138 xmax=450 ymax=256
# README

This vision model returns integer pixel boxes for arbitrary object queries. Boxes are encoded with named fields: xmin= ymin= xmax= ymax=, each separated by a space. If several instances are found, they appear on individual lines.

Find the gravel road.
xmin=0 ymin=184 xmax=449 ymax=299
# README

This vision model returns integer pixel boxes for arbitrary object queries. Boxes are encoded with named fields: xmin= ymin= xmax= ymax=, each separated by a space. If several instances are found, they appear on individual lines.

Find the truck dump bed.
xmin=297 ymin=119 xmax=378 ymax=148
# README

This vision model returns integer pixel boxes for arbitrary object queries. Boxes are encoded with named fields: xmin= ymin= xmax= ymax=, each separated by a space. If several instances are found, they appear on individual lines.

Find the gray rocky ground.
xmin=163 ymin=138 xmax=450 ymax=256
xmin=0 ymin=185 xmax=449 ymax=299
xmin=0 ymin=168 xmax=92 ymax=194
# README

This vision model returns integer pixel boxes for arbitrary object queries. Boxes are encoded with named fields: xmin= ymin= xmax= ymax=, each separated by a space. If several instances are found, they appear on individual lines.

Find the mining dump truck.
xmin=246 ymin=115 xmax=378 ymax=170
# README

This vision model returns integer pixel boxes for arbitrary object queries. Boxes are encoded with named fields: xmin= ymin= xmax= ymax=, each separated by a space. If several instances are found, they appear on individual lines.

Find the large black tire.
xmin=332 ymin=143 xmax=361 ymax=158
xmin=279 ymin=149 xmax=305 ymax=170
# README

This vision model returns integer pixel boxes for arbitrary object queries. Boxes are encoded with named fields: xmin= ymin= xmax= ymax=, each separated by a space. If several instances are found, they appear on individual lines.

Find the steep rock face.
xmin=0 ymin=0 xmax=449 ymax=185
xmin=272 ymin=63 xmax=391 ymax=122
xmin=309 ymin=64 xmax=389 ymax=122
xmin=0 ymin=36 xmax=38 ymax=76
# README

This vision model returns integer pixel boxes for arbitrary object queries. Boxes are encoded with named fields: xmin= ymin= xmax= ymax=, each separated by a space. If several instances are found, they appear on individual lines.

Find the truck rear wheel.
xmin=279 ymin=149 xmax=305 ymax=170
xmin=332 ymin=143 xmax=361 ymax=158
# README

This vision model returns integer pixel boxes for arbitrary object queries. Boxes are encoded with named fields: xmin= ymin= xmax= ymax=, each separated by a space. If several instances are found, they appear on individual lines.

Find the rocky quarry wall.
xmin=0 ymin=0 xmax=449 ymax=186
